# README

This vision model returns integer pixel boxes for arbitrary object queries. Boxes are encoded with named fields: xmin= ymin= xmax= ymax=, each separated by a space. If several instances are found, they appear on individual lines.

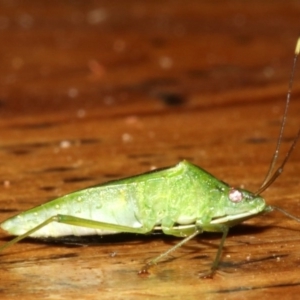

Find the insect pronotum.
xmin=0 ymin=38 xmax=300 ymax=278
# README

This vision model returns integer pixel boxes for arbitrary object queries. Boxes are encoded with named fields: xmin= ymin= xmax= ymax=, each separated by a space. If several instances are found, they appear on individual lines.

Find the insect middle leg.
xmin=140 ymin=223 xmax=230 ymax=278
xmin=139 ymin=228 xmax=202 ymax=274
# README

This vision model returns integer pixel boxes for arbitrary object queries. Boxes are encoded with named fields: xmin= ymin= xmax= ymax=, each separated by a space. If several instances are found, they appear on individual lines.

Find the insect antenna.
xmin=254 ymin=129 xmax=300 ymax=195
xmin=254 ymin=37 xmax=300 ymax=196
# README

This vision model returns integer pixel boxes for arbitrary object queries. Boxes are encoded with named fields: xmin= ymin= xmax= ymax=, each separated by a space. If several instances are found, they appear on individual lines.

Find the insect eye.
xmin=229 ymin=188 xmax=243 ymax=203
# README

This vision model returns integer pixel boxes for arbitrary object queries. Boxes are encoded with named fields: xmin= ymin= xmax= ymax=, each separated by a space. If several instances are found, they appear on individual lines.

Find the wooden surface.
xmin=0 ymin=1 xmax=300 ymax=299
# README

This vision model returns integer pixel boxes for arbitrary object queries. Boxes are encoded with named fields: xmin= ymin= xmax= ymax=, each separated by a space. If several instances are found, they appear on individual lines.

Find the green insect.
xmin=1 ymin=39 xmax=300 ymax=278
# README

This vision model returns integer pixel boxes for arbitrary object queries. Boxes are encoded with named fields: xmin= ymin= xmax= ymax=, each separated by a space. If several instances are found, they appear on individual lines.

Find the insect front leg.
xmin=140 ymin=222 xmax=230 ymax=278
xmin=198 ymin=223 xmax=230 ymax=278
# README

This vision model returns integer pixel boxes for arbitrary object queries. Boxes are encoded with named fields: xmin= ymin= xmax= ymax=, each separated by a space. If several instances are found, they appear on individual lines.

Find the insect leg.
xmin=139 ymin=228 xmax=202 ymax=274
xmin=198 ymin=224 xmax=229 ymax=278
xmin=0 ymin=214 xmax=152 ymax=253
xmin=140 ymin=222 xmax=230 ymax=277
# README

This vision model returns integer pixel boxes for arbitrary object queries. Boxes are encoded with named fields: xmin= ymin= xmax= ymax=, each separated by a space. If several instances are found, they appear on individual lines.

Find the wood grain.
xmin=0 ymin=1 xmax=300 ymax=299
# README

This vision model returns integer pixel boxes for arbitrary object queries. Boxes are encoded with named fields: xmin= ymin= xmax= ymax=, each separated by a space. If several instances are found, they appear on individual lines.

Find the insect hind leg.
xmin=0 ymin=214 xmax=151 ymax=253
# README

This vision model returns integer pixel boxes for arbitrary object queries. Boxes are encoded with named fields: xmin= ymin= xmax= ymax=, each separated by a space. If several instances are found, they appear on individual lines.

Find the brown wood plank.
xmin=0 ymin=1 xmax=300 ymax=299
